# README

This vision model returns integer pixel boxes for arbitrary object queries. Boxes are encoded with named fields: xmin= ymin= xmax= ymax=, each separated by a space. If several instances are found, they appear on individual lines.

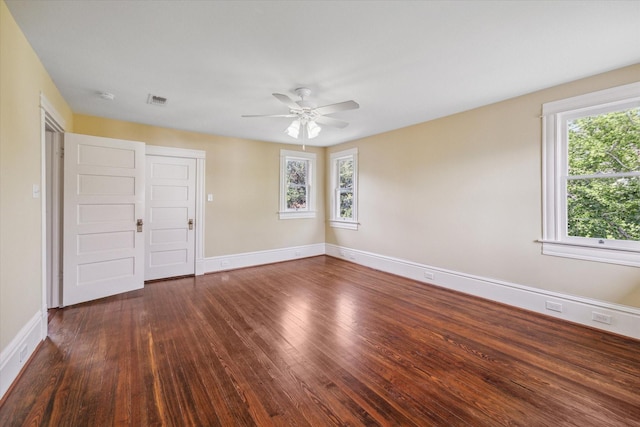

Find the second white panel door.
xmin=145 ymin=155 xmax=196 ymax=280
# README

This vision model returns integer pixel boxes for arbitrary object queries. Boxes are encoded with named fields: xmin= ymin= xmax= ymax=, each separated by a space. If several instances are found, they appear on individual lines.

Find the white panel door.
xmin=63 ymin=133 xmax=145 ymax=306
xmin=145 ymin=155 xmax=196 ymax=280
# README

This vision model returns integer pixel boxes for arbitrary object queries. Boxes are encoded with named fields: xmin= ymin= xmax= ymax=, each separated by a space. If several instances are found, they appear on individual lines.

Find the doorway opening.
xmin=44 ymin=121 xmax=64 ymax=311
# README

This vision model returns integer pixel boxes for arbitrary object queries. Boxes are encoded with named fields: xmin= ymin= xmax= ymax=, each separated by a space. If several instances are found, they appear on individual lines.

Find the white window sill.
xmin=279 ymin=211 xmax=316 ymax=220
xmin=538 ymin=240 xmax=640 ymax=268
xmin=330 ymin=220 xmax=359 ymax=230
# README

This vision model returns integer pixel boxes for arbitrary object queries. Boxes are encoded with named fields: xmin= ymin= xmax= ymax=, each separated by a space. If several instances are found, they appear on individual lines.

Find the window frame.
xmin=279 ymin=149 xmax=316 ymax=219
xmin=329 ymin=148 xmax=358 ymax=230
xmin=541 ymin=82 xmax=640 ymax=267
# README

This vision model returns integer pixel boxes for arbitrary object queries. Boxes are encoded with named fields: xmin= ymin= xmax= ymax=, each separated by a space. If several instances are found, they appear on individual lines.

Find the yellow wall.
xmin=327 ymin=64 xmax=640 ymax=308
xmin=0 ymin=1 xmax=73 ymax=349
xmin=73 ymin=115 xmax=326 ymax=257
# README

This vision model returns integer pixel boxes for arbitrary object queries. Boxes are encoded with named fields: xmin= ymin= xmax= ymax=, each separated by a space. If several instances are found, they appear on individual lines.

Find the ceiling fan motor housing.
xmin=295 ymin=87 xmax=312 ymax=99
xmin=295 ymin=87 xmax=316 ymax=109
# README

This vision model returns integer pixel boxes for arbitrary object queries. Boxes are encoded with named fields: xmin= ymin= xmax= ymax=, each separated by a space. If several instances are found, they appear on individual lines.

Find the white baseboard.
xmin=325 ymin=244 xmax=640 ymax=340
xmin=204 ymin=243 xmax=326 ymax=273
xmin=0 ymin=311 xmax=45 ymax=400
xmin=195 ymin=258 xmax=206 ymax=276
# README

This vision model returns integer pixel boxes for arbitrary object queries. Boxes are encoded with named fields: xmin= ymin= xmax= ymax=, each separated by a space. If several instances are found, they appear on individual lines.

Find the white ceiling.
xmin=6 ymin=1 xmax=640 ymax=147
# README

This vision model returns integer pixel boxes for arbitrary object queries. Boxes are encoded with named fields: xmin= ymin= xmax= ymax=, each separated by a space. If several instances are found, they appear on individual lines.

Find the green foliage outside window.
xmin=338 ymin=159 xmax=353 ymax=219
xmin=286 ymin=160 xmax=308 ymax=210
xmin=567 ymin=108 xmax=640 ymax=241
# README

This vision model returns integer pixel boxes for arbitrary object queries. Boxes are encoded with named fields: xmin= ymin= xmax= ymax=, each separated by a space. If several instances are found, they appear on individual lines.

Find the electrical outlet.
xmin=294 ymin=251 xmax=302 ymax=257
xmin=424 ymin=271 xmax=435 ymax=280
xmin=220 ymin=259 xmax=230 ymax=268
xmin=592 ymin=312 xmax=612 ymax=325
xmin=545 ymin=301 xmax=563 ymax=313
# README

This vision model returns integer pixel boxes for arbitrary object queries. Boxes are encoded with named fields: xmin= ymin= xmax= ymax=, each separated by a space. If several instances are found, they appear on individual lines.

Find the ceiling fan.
xmin=242 ymin=88 xmax=359 ymax=140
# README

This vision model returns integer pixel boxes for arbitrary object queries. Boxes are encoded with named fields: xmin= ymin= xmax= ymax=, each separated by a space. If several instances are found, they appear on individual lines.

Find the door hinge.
xmin=59 ymin=147 xmax=64 ymax=159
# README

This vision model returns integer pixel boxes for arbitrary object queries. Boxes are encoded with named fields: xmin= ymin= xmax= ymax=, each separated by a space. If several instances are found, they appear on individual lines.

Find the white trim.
xmin=39 ymin=94 xmax=66 ymax=337
xmin=278 ymin=210 xmax=317 ymax=219
xmin=204 ymin=243 xmax=325 ymax=272
xmin=325 ymin=244 xmax=640 ymax=340
xmin=145 ymin=145 xmax=206 ymax=276
xmin=0 ymin=312 xmax=44 ymax=400
xmin=195 ymin=157 xmax=206 ymax=275
xmin=542 ymin=82 xmax=640 ymax=115
xmin=329 ymin=220 xmax=359 ymax=230
xmin=39 ymin=93 xmax=67 ymax=131
xmin=540 ymin=241 xmax=640 ymax=268
xmin=145 ymin=145 xmax=205 ymax=159
xmin=40 ymin=107 xmax=48 ymax=334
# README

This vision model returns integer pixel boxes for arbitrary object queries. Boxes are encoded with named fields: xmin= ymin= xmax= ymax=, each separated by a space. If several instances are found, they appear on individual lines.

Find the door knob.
xmin=188 ymin=219 xmax=194 ymax=230
xmin=137 ymin=219 xmax=143 ymax=232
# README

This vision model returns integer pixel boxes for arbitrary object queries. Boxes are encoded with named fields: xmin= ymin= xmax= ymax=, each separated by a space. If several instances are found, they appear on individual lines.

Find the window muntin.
xmin=541 ymin=82 xmax=640 ymax=266
xmin=279 ymin=150 xmax=316 ymax=219
xmin=330 ymin=148 xmax=358 ymax=229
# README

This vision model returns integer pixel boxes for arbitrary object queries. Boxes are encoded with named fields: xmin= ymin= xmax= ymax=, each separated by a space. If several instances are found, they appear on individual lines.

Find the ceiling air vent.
xmin=147 ymin=94 xmax=168 ymax=106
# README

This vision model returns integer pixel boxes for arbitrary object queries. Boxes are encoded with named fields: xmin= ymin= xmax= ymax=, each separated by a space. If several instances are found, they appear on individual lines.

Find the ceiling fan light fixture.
xmin=285 ymin=120 xmax=300 ymax=138
xmin=306 ymin=121 xmax=321 ymax=139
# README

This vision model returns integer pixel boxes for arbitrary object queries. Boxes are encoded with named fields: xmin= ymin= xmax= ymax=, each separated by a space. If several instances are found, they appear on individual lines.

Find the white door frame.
xmin=145 ymin=145 xmax=206 ymax=276
xmin=40 ymin=93 xmax=66 ymax=337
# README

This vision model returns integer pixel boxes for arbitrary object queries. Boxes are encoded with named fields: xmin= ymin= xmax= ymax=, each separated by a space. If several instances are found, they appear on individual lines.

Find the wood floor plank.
xmin=1 ymin=256 xmax=639 ymax=426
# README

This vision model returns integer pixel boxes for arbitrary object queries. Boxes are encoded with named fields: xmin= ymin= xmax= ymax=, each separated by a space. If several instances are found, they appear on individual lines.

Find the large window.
xmin=330 ymin=148 xmax=358 ymax=229
xmin=542 ymin=82 xmax=640 ymax=267
xmin=279 ymin=150 xmax=316 ymax=219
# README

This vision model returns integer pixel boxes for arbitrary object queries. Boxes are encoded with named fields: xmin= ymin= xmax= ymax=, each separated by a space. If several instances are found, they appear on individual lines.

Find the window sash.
xmin=336 ymin=188 xmax=354 ymax=220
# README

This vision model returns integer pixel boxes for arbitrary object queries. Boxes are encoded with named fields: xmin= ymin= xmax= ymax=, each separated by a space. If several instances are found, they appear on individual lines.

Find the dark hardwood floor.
xmin=1 ymin=256 xmax=639 ymax=426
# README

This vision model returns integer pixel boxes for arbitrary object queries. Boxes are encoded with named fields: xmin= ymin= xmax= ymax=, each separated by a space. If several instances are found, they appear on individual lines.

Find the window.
xmin=279 ymin=150 xmax=316 ymax=219
xmin=330 ymin=148 xmax=358 ymax=229
xmin=541 ymin=82 xmax=640 ymax=267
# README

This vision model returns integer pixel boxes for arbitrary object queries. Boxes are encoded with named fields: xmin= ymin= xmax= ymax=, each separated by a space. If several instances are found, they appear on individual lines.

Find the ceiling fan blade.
xmin=314 ymin=100 xmax=359 ymax=116
xmin=315 ymin=115 xmax=349 ymax=129
xmin=272 ymin=93 xmax=301 ymax=110
xmin=241 ymin=114 xmax=297 ymax=118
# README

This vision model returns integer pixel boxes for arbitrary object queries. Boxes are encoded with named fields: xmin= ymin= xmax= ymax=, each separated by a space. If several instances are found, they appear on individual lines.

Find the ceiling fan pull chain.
xmin=302 ymin=122 xmax=307 ymax=151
